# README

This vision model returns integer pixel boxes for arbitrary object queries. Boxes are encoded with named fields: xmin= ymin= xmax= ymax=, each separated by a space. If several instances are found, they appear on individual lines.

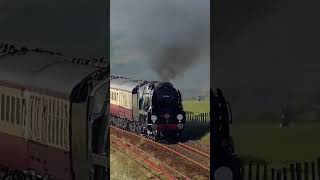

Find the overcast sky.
xmin=214 ymin=0 xmax=320 ymax=121
xmin=111 ymin=0 xmax=210 ymax=98
xmin=0 ymin=0 xmax=108 ymax=58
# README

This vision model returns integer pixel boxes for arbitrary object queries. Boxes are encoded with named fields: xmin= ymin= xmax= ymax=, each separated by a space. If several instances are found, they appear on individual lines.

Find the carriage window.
xmin=11 ymin=97 xmax=15 ymax=124
xmin=22 ymin=99 xmax=26 ymax=126
xmin=48 ymin=99 xmax=52 ymax=144
xmin=112 ymin=92 xmax=115 ymax=101
xmin=35 ymin=98 xmax=39 ymax=138
xmin=43 ymin=99 xmax=48 ymax=142
xmin=6 ymin=96 xmax=10 ymax=122
xmin=60 ymin=102 xmax=63 ymax=146
xmin=53 ymin=100 xmax=56 ymax=145
xmin=30 ymin=97 xmax=34 ymax=132
xmin=1 ymin=94 xmax=4 ymax=121
xmin=16 ymin=98 xmax=20 ymax=125
xmin=56 ymin=101 xmax=60 ymax=146
xmin=64 ymin=104 xmax=68 ymax=148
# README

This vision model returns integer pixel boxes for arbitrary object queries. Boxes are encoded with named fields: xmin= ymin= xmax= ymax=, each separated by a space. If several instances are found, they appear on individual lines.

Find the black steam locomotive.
xmin=110 ymin=76 xmax=186 ymax=141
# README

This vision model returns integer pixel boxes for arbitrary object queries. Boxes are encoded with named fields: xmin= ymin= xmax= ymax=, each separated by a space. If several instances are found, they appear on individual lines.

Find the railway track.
xmin=111 ymin=135 xmax=189 ymax=180
xmin=110 ymin=126 xmax=210 ymax=179
xmin=165 ymin=143 xmax=210 ymax=170
xmin=0 ymin=165 xmax=54 ymax=180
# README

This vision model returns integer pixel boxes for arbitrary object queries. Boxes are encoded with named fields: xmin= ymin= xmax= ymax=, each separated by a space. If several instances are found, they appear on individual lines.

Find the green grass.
xmin=200 ymin=132 xmax=210 ymax=145
xmin=231 ymin=121 xmax=320 ymax=167
xmin=182 ymin=99 xmax=210 ymax=114
xmin=182 ymin=99 xmax=210 ymax=143
xmin=110 ymin=148 xmax=156 ymax=180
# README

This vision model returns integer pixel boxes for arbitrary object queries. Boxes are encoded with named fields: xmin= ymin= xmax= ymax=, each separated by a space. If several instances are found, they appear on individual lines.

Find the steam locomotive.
xmin=110 ymin=76 xmax=186 ymax=141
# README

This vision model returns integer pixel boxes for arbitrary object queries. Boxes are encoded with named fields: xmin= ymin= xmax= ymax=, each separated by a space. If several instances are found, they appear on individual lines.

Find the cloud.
xmin=111 ymin=0 xmax=210 ymax=95
xmin=214 ymin=0 xmax=320 ymax=121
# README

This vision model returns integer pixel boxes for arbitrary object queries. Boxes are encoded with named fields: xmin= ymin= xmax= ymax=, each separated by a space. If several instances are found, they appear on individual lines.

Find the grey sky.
xmin=111 ymin=0 xmax=210 ymax=98
xmin=214 ymin=0 xmax=320 ymax=121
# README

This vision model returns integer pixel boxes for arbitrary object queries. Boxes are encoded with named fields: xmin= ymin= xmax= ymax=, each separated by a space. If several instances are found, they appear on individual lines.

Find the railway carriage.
xmin=0 ymin=44 xmax=109 ymax=180
xmin=110 ymin=76 xmax=186 ymax=140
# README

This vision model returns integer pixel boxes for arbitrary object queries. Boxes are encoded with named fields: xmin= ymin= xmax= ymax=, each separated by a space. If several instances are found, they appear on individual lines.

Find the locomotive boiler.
xmin=110 ymin=76 xmax=186 ymax=141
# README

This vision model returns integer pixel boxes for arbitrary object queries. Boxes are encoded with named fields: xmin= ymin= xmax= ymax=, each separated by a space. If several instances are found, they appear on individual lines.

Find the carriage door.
xmin=88 ymin=80 xmax=109 ymax=180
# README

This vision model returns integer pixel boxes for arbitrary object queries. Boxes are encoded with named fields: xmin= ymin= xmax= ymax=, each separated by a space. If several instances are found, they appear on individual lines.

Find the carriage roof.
xmin=0 ymin=52 xmax=101 ymax=97
xmin=110 ymin=77 xmax=143 ymax=92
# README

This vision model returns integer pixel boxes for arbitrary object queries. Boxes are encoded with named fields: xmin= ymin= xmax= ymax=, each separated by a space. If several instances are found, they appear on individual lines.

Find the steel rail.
xmin=111 ymin=126 xmax=210 ymax=172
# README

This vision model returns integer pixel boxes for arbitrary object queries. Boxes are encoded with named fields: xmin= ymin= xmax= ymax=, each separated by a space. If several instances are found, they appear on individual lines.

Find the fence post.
xmin=296 ymin=163 xmax=302 ymax=180
xmin=206 ymin=112 xmax=209 ymax=122
xmin=203 ymin=113 xmax=205 ymax=124
xmin=283 ymin=167 xmax=287 ymax=180
xmin=263 ymin=164 xmax=267 ymax=180
xmin=248 ymin=162 xmax=252 ymax=180
xmin=202 ymin=113 xmax=204 ymax=123
xmin=241 ymin=166 xmax=245 ymax=180
xmin=290 ymin=164 xmax=296 ymax=180
xmin=305 ymin=161 xmax=309 ymax=180
xmin=271 ymin=168 xmax=275 ymax=180
xmin=276 ymin=169 xmax=281 ymax=180
xmin=317 ymin=158 xmax=320 ymax=180
xmin=256 ymin=163 xmax=260 ymax=180
xmin=311 ymin=161 xmax=315 ymax=180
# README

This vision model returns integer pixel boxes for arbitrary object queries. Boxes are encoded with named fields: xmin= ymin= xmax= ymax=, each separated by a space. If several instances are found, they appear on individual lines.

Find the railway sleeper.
xmin=0 ymin=167 xmax=54 ymax=180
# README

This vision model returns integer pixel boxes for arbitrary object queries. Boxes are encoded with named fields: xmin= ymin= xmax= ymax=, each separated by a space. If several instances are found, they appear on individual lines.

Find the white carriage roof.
xmin=110 ymin=77 xmax=142 ymax=92
xmin=0 ymin=52 xmax=100 ymax=97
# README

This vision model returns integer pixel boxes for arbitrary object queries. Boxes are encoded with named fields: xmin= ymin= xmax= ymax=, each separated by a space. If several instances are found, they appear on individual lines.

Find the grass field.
xmin=182 ymin=99 xmax=210 ymax=114
xmin=182 ymin=99 xmax=210 ymax=144
xmin=110 ymin=147 xmax=157 ymax=180
xmin=231 ymin=121 xmax=320 ymax=167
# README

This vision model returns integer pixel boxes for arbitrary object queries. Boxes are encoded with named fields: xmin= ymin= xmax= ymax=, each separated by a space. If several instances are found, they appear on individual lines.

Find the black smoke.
xmin=132 ymin=0 xmax=209 ymax=81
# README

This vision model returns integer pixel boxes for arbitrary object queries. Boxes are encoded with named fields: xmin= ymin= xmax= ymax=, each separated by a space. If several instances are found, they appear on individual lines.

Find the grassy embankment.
xmin=110 ymin=147 xmax=162 ymax=180
xmin=182 ymin=98 xmax=210 ymax=145
xmin=231 ymin=121 xmax=320 ymax=167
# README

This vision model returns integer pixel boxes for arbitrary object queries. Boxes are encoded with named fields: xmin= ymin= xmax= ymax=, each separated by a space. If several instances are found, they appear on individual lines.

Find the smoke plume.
xmin=132 ymin=0 xmax=209 ymax=81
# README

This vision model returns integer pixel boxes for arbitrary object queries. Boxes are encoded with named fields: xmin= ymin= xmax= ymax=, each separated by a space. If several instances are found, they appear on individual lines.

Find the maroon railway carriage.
xmin=0 ymin=46 xmax=109 ymax=180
